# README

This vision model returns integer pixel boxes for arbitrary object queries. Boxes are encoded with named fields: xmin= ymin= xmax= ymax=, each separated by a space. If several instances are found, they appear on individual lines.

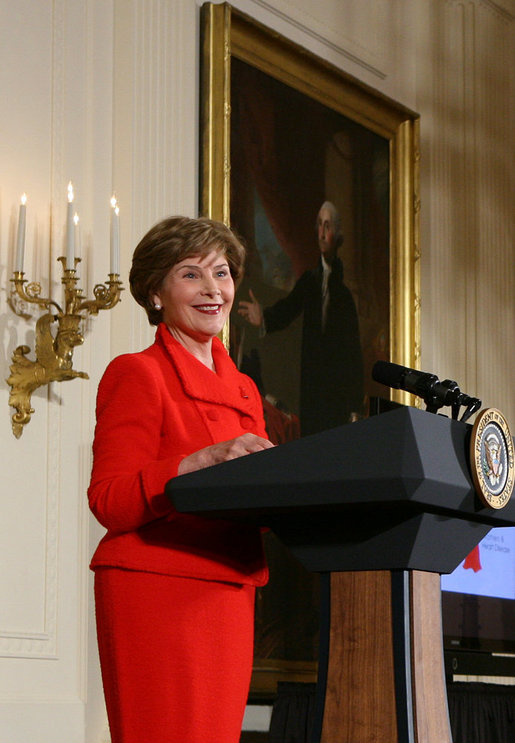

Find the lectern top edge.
xmin=166 ymin=406 xmax=515 ymax=527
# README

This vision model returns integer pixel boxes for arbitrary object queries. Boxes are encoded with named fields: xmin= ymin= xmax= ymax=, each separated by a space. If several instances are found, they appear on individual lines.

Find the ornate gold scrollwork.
xmin=7 ymin=262 xmax=123 ymax=438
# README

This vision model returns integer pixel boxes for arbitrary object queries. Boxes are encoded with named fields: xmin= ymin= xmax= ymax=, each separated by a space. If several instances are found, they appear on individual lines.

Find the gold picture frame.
xmin=199 ymin=1 xmax=420 ymax=699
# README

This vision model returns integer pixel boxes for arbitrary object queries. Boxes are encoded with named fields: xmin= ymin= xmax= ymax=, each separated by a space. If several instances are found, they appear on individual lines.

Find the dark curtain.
xmin=447 ymin=682 xmax=515 ymax=743
xmin=268 ymin=683 xmax=317 ymax=743
xmin=267 ymin=681 xmax=515 ymax=743
xmin=231 ymin=59 xmax=330 ymax=277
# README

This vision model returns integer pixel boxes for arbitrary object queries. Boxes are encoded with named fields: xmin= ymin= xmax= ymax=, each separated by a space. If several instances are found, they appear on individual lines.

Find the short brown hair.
xmin=129 ymin=216 xmax=246 ymax=325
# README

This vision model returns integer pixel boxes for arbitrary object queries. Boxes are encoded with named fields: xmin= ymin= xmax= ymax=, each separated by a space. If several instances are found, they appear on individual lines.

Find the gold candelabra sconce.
xmin=7 ymin=186 xmax=123 ymax=438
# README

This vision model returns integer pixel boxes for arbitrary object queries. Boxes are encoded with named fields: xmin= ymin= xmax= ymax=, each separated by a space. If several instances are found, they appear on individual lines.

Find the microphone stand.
xmin=372 ymin=362 xmax=482 ymax=423
xmin=422 ymin=377 xmax=482 ymax=422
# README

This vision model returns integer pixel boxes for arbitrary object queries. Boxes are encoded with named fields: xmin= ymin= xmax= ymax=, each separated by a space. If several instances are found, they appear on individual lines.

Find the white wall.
xmin=416 ymin=0 xmax=514 ymax=419
xmin=1 ymin=2 xmax=114 ymax=741
xmin=0 ymin=1 xmax=513 ymax=740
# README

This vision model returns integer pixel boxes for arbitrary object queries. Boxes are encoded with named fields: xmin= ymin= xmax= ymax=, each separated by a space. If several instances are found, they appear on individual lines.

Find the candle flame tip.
xmin=21 ymin=193 xmax=27 ymax=205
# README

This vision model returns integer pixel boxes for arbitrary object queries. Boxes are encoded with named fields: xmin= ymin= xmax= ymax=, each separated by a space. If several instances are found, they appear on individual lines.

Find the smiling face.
xmin=152 ymin=250 xmax=235 ymax=343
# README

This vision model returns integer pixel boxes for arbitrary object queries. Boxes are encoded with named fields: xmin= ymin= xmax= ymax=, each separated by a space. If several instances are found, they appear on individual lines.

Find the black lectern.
xmin=166 ymin=407 xmax=515 ymax=743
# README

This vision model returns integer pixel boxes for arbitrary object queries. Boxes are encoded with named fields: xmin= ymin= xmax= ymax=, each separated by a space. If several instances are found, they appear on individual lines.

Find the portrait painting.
xmin=229 ymin=56 xmax=390 ymax=439
xmin=199 ymin=2 xmax=420 ymax=698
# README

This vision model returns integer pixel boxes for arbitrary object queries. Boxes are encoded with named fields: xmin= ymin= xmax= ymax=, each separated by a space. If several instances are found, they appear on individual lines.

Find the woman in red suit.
xmin=88 ymin=216 xmax=273 ymax=743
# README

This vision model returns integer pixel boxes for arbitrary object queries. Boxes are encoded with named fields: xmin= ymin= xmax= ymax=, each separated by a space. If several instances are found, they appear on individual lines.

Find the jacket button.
xmin=206 ymin=410 xmax=219 ymax=421
xmin=240 ymin=416 xmax=253 ymax=429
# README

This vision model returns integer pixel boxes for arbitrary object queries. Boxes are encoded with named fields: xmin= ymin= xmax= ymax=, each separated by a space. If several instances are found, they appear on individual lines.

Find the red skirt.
xmin=94 ymin=568 xmax=256 ymax=743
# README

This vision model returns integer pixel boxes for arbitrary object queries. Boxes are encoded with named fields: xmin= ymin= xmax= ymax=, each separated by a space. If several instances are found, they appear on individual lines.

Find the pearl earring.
xmin=154 ymin=303 xmax=162 ymax=310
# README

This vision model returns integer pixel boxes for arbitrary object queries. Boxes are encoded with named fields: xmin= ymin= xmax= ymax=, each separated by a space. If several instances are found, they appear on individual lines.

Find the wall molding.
xmin=479 ymin=0 xmax=514 ymax=23
xmin=0 ymin=0 xmax=67 ymax=662
xmin=246 ymin=0 xmax=389 ymax=79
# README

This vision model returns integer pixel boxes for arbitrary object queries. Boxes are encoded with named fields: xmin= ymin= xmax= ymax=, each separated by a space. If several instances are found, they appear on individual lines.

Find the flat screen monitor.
xmin=441 ymin=526 xmax=515 ymax=654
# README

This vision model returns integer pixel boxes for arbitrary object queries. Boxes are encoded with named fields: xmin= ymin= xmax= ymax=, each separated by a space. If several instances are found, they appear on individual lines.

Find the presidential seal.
xmin=470 ymin=408 xmax=514 ymax=509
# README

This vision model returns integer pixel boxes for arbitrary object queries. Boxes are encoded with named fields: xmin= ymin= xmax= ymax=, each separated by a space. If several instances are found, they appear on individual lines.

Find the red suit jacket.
xmin=88 ymin=323 xmax=268 ymax=587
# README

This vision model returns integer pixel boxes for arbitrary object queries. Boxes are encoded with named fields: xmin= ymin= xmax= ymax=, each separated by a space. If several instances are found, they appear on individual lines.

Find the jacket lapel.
xmin=157 ymin=324 xmax=256 ymax=415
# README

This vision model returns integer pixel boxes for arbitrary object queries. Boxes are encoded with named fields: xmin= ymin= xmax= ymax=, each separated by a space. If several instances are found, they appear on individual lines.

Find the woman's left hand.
xmin=177 ymin=433 xmax=274 ymax=476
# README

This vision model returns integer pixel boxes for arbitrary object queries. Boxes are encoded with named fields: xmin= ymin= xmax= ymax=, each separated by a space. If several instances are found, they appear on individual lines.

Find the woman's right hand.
xmin=177 ymin=433 xmax=274 ymax=476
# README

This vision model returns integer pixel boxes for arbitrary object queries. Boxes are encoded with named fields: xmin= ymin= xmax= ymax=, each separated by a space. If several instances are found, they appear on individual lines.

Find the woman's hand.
xmin=237 ymin=289 xmax=263 ymax=327
xmin=177 ymin=433 xmax=274 ymax=476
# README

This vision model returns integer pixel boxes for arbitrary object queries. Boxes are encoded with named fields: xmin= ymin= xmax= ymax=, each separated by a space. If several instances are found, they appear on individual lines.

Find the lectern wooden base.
xmin=314 ymin=570 xmax=452 ymax=743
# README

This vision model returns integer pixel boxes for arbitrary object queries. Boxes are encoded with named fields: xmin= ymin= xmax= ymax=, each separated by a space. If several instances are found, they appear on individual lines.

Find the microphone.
xmin=372 ymin=361 xmax=481 ymax=422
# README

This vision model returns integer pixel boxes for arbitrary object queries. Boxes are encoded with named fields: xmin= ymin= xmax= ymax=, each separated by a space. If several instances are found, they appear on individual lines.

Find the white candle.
xmin=110 ymin=195 xmax=120 ymax=275
xmin=66 ymin=181 xmax=75 ymax=268
xmin=15 ymin=193 xmax=27 ymax=272
xmin=73 ymin=212 xmax=80 ymax=258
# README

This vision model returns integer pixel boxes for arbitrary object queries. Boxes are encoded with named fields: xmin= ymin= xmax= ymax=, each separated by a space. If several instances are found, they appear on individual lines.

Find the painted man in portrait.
xmin=238 ymin=201 xmax=364 ymax=436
